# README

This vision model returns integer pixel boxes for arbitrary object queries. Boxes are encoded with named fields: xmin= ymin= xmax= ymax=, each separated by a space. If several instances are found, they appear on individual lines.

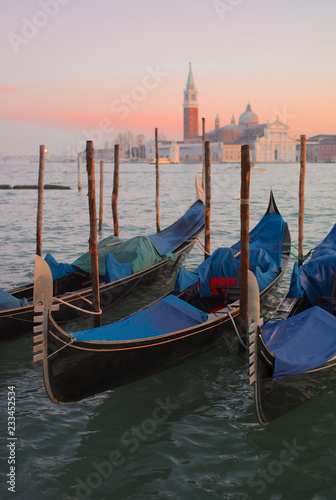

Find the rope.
xmin=45 ymin=335 xmax=76 ymax=360
xmin=10 ymin=315 xmax=34 ymax=323
xmin=72 ymin=293 xmax=95 ymax=306
xmin=302 ymin=249 xmax=313 ymax=262
xmin=282 ymin=244 xmax=313 ymax=263
xmin=227 ymin=311 xmax=249 ymax=349
xmin=54 ymin=297 xmax=102 ymax=315
xmin=194 ymin=237 xmax=211 ymax=256
xmin=283 ymin=243 xmax=298 ymax=250
xmin=283 ymin=251 xmax=306 ymax=261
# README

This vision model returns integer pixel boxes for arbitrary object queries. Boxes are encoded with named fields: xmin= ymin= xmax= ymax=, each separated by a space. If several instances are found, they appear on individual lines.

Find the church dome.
xmin=239 ymin=102 xmax=259 ymax=127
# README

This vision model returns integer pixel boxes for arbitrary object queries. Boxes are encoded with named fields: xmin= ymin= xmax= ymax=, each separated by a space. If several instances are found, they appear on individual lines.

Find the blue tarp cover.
xmin=287 ymin=261 xmax=304 ymax=298
xmin=148 ymin=200 xmax=204 ymax=255
xmin=73 ymin=294 xmax=208 ymax=342
xmin=105 ymin=253 xmax=133 ymax=283
xmin=45 ymin=253 xmax=77 ymax=281
xmin=298 ymin=224 xmax=336 ymax=304
xmin=262 ymin=306 xmax=336 ymax=379
xmin=175 ymin=212 xmax=284 ymax=295
xmin=231 ymin=212 xmax=285 ymax=269
xmin=0 ymin=289 xmax=28 ymax=311
xmin=175 ymin=247 xmax=278 ymax=295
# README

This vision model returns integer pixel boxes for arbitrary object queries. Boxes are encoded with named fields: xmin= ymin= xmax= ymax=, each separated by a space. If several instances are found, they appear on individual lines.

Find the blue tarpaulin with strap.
xmin=174 ymin=211 xmax=284 ymax=295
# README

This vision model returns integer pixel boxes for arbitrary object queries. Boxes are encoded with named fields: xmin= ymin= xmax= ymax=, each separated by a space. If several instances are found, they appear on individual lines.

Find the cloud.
xmin=0 ymin=109 xmax=181 ymax=137
xmin=0 ymin=110 xmax=100 ymax=129
xmin=0 ymin=86 xmax=19 ymax=94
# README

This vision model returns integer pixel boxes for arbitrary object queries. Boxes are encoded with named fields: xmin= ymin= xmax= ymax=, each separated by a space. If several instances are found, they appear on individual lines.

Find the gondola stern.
xmin=249 ymin=326 xmax=274 ymax=426
xmin=195 ymin=174 xmax=205 ymax=203
xmin=265 ymin=189 xmax=280 ymax=216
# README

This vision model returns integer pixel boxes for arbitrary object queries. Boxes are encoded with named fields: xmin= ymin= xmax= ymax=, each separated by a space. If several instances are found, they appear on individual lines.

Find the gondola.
xmin=33 ymin=191 xmax=291 ymax=404
xmin=250 ymin=224 xmax=336 ymax=425
xmin=0 ymin=199 xmax=204 ymax=339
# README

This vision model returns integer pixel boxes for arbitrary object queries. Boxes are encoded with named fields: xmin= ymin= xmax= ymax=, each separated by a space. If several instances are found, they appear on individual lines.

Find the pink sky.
xmin=1 ymin=0 xmax=336 ymax=155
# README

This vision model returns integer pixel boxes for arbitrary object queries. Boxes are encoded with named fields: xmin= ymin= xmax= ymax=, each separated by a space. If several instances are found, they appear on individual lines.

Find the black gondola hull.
xmin=251 ymin=294 xmax=336 ymax=425
xmin=45 ymin=311 xmax=238 ymax=404
xmin=44 ymin=263 xmax=288 ymax=404
xmin=255 ymin=355 xmax=336 ymax=425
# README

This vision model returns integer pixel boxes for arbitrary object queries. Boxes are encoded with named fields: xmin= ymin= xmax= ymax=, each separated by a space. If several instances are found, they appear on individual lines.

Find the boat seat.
xmin=209 ymin=271 xmax=242 ymax=305
xmin=210 ymin=277 xmax=237 ymax=296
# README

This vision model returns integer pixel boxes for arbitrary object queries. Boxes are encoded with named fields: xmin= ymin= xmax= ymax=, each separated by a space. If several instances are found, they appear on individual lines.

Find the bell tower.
xmin=183 ymin=63 xmax=199 ymax=141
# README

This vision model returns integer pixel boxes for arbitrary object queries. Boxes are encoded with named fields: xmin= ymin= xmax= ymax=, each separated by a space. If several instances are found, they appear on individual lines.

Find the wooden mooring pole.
xmin=155 ymin=127 xmax=161 ymax=232
xmin=99 ymin=160 xmax=104 ymax=231
xmin=202 ymin=118 xmax=206 ymax=188
xmin=204 ymin=140 xmax=211 ymax=259
xmin=77 ymin=154 xmax=82 ymax=192
xmin=239 ymin=144 xmax=251 ymax=345
xmin=298 ymin=135 xmax=306 ymax=266
xmin=86 ymin=141 xmax=101 ymax=328
xmin=112 ymin=144 xmax=120 ymax=237
xmin=36 ymin=145 xmax=45 ymax=257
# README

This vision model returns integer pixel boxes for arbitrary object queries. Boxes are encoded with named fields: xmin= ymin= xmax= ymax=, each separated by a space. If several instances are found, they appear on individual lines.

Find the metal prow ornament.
xmin=33 ymin=255 xmax=59 ymax=362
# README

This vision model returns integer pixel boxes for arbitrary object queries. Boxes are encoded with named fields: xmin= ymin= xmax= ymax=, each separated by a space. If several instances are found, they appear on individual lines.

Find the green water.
xmin=1 ymin=160 xmax=336 ymax=499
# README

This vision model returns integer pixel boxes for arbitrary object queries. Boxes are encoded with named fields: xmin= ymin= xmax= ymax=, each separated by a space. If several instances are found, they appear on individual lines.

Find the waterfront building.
xmin=306 ymin=135 xmax=336 ymax=162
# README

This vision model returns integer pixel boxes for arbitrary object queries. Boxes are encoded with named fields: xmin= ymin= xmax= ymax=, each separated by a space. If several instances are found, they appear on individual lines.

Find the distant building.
xmin=146 ymin=139 xmax=179 ymax=163
xmin=306 ymin=135 xmax=336 ymax=162
xmin=206 ymin=103 xmax=297 ymax=163
xmin=178 ymin=142 xmax=224 ymax=162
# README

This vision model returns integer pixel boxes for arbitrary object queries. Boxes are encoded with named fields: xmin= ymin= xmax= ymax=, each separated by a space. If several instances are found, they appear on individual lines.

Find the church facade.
xmin=182 ymin=65 xmax=297 ymax=163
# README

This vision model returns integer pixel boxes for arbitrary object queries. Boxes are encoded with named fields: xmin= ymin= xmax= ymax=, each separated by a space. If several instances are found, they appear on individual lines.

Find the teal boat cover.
xmin=72 ymin=235 xmax=166 ymax=277
xmin=262 ymin=306 xmax=336 ymax=378
xmin=73 ymin=294 xmax=208 ymax=342
xmin=45 ymin=201 xmax=204 ymax=282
